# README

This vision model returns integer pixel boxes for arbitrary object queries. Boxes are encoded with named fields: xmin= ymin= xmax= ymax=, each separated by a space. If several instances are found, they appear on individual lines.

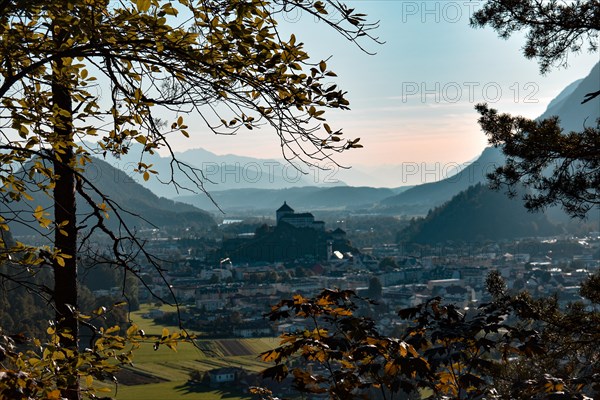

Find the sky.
xmin=165 ymin=1 xmax=600 ymax=185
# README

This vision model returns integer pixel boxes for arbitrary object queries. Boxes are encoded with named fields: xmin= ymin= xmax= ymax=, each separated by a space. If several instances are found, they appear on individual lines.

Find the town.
xmin=93 ymin=202 xmax=600 ymax=340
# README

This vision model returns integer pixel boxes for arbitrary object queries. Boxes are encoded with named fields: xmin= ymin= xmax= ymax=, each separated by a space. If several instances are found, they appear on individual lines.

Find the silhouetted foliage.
xmin=478 ymin=104 xmax=600 ymax=218
xmin=259 ymin=271 xmax=600 ymax=399
xmin=471 ymin=0 xmax=599 ymax=74
xmin=260 ymin=290 xmax=430 ymax=399
xmin=472 ymin=0 xmax=599 ymax=219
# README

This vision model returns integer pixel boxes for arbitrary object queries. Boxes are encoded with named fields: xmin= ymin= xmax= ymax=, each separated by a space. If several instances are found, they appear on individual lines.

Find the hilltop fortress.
xmin=218 ymin=202 xmax=352 ymax=263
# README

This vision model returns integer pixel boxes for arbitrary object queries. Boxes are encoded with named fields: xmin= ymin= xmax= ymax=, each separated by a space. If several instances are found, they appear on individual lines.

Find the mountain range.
xmin=176 ymin=186 xmax=407 ymax=213
xmin=8 ymin=157 xmax=215 ymax=238
xmin=376 ymin=146 xmax=506 ymax=214
xmin=91 ymin=145 xmax=343 ymax=199
xmin=389 ymin=62 xmax=599 ymax=241
xmin=377 ymin=61 xmax=599 ymax=215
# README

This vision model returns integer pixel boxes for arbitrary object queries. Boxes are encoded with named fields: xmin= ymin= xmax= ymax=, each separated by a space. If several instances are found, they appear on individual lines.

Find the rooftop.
xmin=277 ymin=201 xmax=294 ymax=212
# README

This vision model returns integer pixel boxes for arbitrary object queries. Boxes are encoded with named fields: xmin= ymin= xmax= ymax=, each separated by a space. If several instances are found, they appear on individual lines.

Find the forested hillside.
xmin=7 ymin=158 xmax=215 ymax=238
xmin=399 ymin=183 xmax=560 ymax=243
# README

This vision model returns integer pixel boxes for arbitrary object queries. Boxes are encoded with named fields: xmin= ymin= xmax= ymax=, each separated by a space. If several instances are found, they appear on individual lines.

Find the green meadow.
xmin=103 ymin=305 xmax=279 ymax=400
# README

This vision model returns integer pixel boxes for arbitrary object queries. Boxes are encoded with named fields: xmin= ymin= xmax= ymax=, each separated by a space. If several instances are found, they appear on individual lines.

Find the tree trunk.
xmin=52 ymin=25 xmax=80 ymax=400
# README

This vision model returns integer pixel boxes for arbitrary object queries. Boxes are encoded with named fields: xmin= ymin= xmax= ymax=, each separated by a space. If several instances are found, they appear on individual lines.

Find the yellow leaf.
xmin=319 ymin=60 xmax=326 ymax=72
xmin=162 ymin=327 xmax=169 ymax=338
xmin=105 ymin=325 xmax=120 ymax=334
xmin=399 ymin=342 xmax=408 ymax=357
xmin=162 ymin=3 xmax=178 ymax=16
xmin=126 ymin=324 xmax=139 ymax=337
xmin=93 ymin=306 xmax=106 ymax=315
xmin=28 ymin=357 xmax=40 ymax=366
xmin=135 ymin=135 xmax=147 ymax=144
xmin=384 ymin=361 xmax=399 ymax=375
xmin=86 ymin=375 xmax=93 ymax=387
xmin=261 ymin=350 xmax=279 ymax=362
xmin=293 ymin=294 xmax=306 ymax=305
xmin=33 ymin=205 xmax=44 ymax=220
xmin=136 ymin=0 xmax=151 ymax=12
xmin=313 ymin=350 xmax=326 ymax=362
xmin=280 ymin=334 xmax=297 ymax=345
xmin=143 ymin=171 xmax=150 ymax=181
xmin=166 ymin=342 xmax=178 ymax=352
xmin=47 ymin=389 xmax=61 ymax=400
xmin=316 ymin=297 xmax=332 ymax=306
xmin=332 ymin=307 xmax=352 ymax=316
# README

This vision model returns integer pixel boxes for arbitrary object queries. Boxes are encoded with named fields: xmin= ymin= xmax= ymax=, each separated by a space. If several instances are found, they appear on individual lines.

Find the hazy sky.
xmin=170 ymin=0 xmax=599 ymax=172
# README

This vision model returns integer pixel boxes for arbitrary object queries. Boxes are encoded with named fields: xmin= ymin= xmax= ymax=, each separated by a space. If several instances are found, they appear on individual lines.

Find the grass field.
xmin=128 ymin=304 xmax=187 ymax=336
xmin=116 ymin=380 xmax=249 ymax=400
xmin=106 ymin=305 xmax=280 ymax=400
xmin=106 ymin=306 xmax=430 ymax=399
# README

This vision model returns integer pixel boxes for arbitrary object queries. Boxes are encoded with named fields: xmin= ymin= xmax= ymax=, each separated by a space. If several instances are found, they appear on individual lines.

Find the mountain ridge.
xmin=378 ymin=62 xmax=600 ymax=214
xmin=91 ymin=144 xmax=346 ymax=199
xmin=538 ymin=62 xmax=599 ymax=132
xmin=8 ymin=157 xmax=215 ymax=238
xmin=176 ymin=185 xmax=402 ymax=213
xmin=398 ymin=183 xmax=561 ymax=243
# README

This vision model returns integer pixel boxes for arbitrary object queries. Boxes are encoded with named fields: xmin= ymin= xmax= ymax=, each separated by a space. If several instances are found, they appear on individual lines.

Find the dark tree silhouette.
xmin=480 ymin=105 xmax=599 ymax=218
xmin=471 ymin=0 xmax=599 ymax=218
xmin=471 ymin=0 xmax=599 ymax=75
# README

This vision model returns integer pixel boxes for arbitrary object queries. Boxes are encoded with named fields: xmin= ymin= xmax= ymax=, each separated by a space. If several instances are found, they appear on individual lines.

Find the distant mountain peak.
xmin=379 ymin=62 xmax=600 ymax=214
xmin=539 ymin=61 xmax=599 ymax=130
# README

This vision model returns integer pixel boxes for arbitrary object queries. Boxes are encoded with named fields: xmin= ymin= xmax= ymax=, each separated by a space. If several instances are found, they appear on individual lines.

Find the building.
xmin=218 ymin=202 xmax=355 ymax=262
xmin=208 ymin=367 xmax=243 ymax=385
xmin=276 ymin=202 xmax=325 ymax=230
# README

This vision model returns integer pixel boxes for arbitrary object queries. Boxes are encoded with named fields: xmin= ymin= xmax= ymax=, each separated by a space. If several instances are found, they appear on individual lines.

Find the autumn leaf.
xmin=136 ymin=0 xmax=151 ymax=12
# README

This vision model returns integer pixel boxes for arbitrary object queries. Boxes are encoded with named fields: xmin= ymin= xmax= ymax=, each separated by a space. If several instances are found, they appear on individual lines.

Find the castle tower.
xmin=276 ymin=201 xmax=294 ymax=225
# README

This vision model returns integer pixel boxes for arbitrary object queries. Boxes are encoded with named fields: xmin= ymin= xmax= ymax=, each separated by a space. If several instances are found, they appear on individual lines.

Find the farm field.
xmin=116 ymin=380 xmax=248 ymax=400
xmin=128 ymin=304 xmax=187 ymax=336
xmin=107 ymin=306 xmax=279 ymax=400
